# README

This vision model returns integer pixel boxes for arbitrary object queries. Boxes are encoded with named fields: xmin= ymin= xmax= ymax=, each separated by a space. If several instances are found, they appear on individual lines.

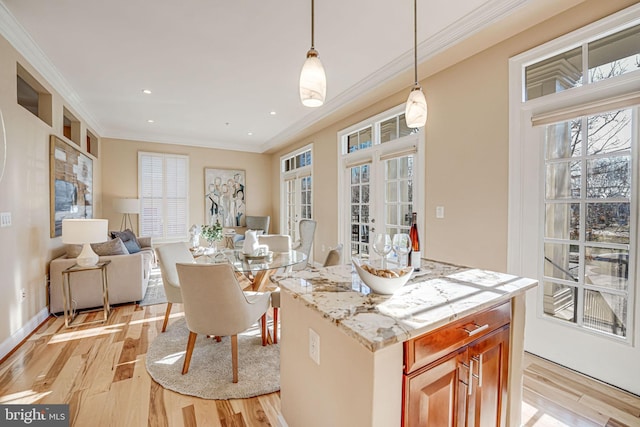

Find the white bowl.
xmin=352 ymin=258 xmax=412 ymax=295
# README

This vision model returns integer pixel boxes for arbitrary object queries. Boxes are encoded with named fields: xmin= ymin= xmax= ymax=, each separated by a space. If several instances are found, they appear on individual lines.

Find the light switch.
xmin=309 ymin=328 xmax=320 ymax=365
xmin=0 ymin=212 xmax=11 ymax=227
xmin=436 ymin=206 xmax=445 ymax=219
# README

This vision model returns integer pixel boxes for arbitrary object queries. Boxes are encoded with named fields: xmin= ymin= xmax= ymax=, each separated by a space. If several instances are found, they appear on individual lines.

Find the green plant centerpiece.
xmin=201 ymin=220 xmax=223 ymax=247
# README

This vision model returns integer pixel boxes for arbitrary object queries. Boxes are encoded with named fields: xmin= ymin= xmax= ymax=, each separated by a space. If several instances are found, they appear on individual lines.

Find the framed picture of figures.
xmin=204 ymin=168 xmax=246 ymax=227
xmin=49 ymin=135 xmax=94 ymax=237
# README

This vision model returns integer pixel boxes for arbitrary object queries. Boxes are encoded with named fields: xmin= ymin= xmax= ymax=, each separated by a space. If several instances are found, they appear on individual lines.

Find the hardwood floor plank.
xmin=148 ymin=378 xmax=170 ymax=427
xmin=182 ymin=404 xmax=198 ymax=427
xmin=580 ymin=395 xmax=640 ymax=427
xmin=522 ymin=388 xmax=602 ymax=427
xmin=217 ymin=399 xmax=247 ymax=427
xmin=229 ymin=398 xmax=271 ymax=427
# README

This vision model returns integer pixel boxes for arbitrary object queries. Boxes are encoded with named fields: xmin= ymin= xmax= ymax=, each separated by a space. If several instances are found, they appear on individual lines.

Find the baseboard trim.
xmin=0 ymin=308 xmax=50 ymax=362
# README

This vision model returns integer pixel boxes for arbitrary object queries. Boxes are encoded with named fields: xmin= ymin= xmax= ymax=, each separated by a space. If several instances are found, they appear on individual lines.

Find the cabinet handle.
xmin=471 ymin=354 xmax=483 ymax=387
xmin=459 ymin=361 xmax=473 ymax=396
xmin=463 ymin=323 xmax=489 ymax=336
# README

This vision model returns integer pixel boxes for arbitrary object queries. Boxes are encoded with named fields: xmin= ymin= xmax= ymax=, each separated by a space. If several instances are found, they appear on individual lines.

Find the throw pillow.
xmin=110 ymin=229 xmax=142 ymax=254
xmin=65 ymin=237 xmax=130 ymax=258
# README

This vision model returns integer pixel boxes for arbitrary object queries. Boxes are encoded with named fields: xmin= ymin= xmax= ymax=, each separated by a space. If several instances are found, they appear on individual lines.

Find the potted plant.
xmin=201 ymin=220 xmax=223 ymax=248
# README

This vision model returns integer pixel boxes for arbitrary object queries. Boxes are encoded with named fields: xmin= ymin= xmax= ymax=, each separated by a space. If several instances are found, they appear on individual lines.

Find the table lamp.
xmin=62 ymin=219 xmax=108 ymax=267
xmin=113 ymin=198 xmax=140 ymax=231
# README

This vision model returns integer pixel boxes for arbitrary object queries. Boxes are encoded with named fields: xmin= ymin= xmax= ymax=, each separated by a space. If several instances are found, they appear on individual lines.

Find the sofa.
xmin=49 ymin=232 xmax=155 ymax=314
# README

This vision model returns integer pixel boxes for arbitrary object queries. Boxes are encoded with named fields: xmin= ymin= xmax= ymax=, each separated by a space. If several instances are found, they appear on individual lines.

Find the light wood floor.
xmin=1 ymin=303 xmax=639 ymax=427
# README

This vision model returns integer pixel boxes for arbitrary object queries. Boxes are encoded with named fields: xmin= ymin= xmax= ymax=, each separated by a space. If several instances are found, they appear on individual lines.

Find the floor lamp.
xmin=113 ymin=198 xmax=140 ymax=231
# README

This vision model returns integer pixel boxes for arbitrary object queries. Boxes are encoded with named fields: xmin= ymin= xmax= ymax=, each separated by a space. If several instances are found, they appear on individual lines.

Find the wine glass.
xmin=372 ymin=233 xmax=392 ymax=268
xmin=392 ymin=233 xmax=412 ymax=268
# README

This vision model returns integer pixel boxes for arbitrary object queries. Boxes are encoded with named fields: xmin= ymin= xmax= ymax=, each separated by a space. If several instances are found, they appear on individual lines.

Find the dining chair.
xmin=155 ymin=242 xmax=195 ymax=332
xmin=257 ymin=234 xmax=292 ymax=344
xmin=246 ymin=215 xmax=270 ymax=234
xmin=176 ymin=262 xmax=271 ymax=383
xmin=291 ymin=219 xmax=317 ymax=271
xmin=323 ymin=243 xmax=344 ymax=267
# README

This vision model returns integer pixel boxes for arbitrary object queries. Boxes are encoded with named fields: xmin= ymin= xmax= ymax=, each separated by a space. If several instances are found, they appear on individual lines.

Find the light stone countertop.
xmin=272 ymin=259 xmax=538 ymax=352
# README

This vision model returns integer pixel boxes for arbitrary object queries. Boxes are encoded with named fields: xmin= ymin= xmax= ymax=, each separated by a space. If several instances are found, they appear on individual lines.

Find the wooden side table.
xmin=61 ymin=260 xmax=111 ymax=328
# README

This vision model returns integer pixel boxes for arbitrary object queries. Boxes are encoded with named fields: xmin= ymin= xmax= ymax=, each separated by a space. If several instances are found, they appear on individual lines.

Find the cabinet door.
xmin=403 ymin=350 xmax=466 ymax=427
xmin=466 ymin=325 xmax=510 ymax=427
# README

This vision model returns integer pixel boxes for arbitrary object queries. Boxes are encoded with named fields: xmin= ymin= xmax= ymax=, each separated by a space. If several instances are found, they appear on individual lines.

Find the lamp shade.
xmin=62 ymin=219 xmax=108 ymax=267
xmin=113 ymin=198 xmax=140 ymax=214
xmin=299 ymin=49 xmax=326 ymax=107
xmin=405 ymin=85 xmax=428 ymax=128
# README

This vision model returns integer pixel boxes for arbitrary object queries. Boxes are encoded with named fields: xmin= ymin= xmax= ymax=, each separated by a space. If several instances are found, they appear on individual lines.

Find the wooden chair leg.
xmin=215 ymin=336 xmax=222 ymax=342
xmin=161 ymin=302 xmax=173 ymax=332
xmin=182 ymin=331 xmax=197 ymax=374
xmin=273 ymin=307 xmax=279 ymax=344
xmin=261 ymin=313 xmax=267 ymax=346
xmin=231 ymin=335 xmax=238 ymax=383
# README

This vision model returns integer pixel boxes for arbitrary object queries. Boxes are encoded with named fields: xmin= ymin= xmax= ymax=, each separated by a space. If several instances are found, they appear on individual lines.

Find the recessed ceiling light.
xmin=147 ymin=119 xmax=154 ymax=123
xmin=142 ymin=89 xmax=152 ymax=94
xmin=270 ymin=111 xmax=276 ymax=116
xmin=247 ymin=132 xmax=253 ymax=136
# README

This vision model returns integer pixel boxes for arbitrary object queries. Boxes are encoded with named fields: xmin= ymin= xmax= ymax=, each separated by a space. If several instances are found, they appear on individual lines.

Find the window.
xmin=138 ymin=152 xmax=189 ymax=241
xmin=280 ymin=145 xmax=313 ymax=241
xmin=339 ymin=105 xmax=423 ymax=262
xmin=524 ymin=23 xmax=640 ymax=101
xmin=543 ymin=108 xmax=633 ymax=338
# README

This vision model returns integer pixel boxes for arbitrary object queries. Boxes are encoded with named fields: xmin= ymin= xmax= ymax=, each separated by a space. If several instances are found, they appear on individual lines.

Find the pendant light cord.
xmin=311 ymin=0 xmax=315 ymax=49
xmin=413 ymin=0 xmax=418 ymax=84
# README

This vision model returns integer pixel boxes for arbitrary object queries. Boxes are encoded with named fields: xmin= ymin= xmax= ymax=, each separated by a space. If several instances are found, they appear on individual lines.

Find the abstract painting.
xmin=204 ymin=168 xmax=245 ymax=227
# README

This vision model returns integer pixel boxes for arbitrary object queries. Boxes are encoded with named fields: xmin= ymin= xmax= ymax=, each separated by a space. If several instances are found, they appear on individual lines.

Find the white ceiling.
xmin=0 ymin=0 xmax=581 ymax=153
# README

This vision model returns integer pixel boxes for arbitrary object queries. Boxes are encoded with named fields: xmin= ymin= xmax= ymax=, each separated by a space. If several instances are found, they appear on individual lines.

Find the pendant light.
xmin=299 ymin=0 xmax=326 ymax=107
xmin=405 ymin=0 xmax=427 ymax=128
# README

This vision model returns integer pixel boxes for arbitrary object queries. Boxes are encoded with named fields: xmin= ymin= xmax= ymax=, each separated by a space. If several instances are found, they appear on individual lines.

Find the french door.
xmin=284 ymin=174 xmax=312 ymax=242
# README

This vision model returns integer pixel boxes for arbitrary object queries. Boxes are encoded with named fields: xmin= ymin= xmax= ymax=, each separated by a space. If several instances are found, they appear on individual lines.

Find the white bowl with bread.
xmin=352 ymin=257 xmax=413 ymax=295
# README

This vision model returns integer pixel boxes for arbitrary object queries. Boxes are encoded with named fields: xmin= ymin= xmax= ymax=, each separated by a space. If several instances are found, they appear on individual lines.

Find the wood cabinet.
xmin=403 ymin=302 xmax=511 ymax=427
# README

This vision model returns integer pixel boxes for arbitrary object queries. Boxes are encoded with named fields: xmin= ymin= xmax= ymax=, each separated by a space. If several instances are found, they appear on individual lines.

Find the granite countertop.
xmin=272 ymin=259 xmax=538 ymax=352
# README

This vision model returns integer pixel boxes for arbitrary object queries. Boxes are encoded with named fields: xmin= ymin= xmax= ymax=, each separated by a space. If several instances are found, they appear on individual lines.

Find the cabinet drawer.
xmin=404 ymin=301 xmax=511 ymax=374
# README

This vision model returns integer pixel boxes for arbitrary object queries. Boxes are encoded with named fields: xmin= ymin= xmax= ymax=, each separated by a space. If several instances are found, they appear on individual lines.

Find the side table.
xmin=61 ymin=260 xmax=112 ymax=328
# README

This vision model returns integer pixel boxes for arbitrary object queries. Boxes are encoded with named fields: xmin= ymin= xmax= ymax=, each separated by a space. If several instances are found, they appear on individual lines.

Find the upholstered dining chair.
xmin=155 ymin=242 xmax=195 ymax=332
xmin=257 ymin=234 xmax=292 ymax=344
xmin=246 ymin=215 xmax=270 ymax=234
xmin=176 ymin=262 xmax=271 ymax=383
xmin=291 ymin=219 xmax=317 ymax=271
xmin=323 ymin=243 xmax=344 ymax=267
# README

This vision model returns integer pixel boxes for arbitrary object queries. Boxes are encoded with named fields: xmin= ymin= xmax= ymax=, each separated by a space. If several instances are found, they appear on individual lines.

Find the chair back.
xmin=246 ymin=215 xmax=270 ymax=234
xmin=292 ymin=219 xmax=317 ymax=270
xmin=259 ymin=234 xmax=291 ymax=253
xmin=176 ymin=263 xmax=265 ymax=337
xmin=323 ymin=243 xmax=343 ymax=267
xmin=156 ymin=242 xmax=194 ymax=288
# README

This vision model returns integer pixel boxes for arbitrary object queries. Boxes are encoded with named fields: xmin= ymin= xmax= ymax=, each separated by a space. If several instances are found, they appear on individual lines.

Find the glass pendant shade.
xmin=405 ymin=84 xmax=427 ymax=128
xmin=299 ymin=48 xmax=326 ymax=107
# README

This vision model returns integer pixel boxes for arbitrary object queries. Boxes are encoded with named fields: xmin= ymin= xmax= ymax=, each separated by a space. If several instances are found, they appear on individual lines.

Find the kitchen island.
xmin=273 ymin=259 xmax=537 ymax=427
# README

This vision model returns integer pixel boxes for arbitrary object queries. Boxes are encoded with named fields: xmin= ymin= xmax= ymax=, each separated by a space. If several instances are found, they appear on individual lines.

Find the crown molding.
xmin=0 ymin=1 xmax=104 ymax=136
xmin=260 ymin=0 xmax=528 ymax=153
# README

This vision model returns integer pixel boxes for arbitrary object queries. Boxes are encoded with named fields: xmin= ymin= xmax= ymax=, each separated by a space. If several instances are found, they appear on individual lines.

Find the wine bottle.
xmin=409 ymin=212 xmax=421 ymax=271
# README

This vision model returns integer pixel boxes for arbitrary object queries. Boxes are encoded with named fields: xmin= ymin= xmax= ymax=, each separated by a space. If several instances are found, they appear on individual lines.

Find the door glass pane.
xmin=350 ymin=164 xmax=371 ymax=259
xmin=525 ymin=46 xmax=583 ymax=100
xmin=545 ymin=119 xmax=581 ymax=159
xmin=586 ymin=109 xmax=632 ymax=155
xmin=351 ymin=167 xmax=360 ymax=184
xmin=542 ymin=281 xmax=577 ymax=323
xmin=586 ymin=202 xmax=630 ymax=244
xmin=544 ymin=242 xmax=579 ymax=282
xmin=386 ymin=182 xmax=397 ymax=202
xmin=586 ymin=156 xmax=630 ymax=199
xmin=585 ymin=247 xmax=629 ymax=291
xmin=545 ymin=161 xmax=581 ymax=199
xmin=583 ymin=289 xmax=627 ymax=337
xmin=545 ymin=203 xmax=580 ymax=240
xmin=588 ymin=24 xmax=640 ymax=83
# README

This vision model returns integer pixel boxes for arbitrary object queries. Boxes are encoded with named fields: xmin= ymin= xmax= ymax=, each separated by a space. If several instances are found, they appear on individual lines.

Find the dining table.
xmin=197 ymin=248 xmax=307 ymax=292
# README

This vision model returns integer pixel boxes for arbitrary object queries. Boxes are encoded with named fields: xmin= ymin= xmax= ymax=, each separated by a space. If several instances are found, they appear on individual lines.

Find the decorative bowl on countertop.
xmin=352 ymin=257 xmax=412 ymax=295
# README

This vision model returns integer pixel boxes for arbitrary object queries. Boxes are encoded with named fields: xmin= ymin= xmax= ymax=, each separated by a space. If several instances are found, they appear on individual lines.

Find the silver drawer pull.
xmin=463 ymin=323 xmax=489 ymax=336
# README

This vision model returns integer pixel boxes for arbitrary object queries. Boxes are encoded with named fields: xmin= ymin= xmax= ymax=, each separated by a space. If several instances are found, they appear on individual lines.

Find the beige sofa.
xmin=49 ymin=236 xmax=155 ymax=314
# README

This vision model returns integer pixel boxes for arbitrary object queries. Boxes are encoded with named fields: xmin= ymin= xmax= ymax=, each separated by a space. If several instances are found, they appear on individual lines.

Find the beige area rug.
xmin=145 ymin=317 xmax=280 ymax=399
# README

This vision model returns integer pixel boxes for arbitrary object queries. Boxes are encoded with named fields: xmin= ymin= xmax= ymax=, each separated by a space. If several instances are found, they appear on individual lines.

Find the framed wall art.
xmin=204 ymin=168 xmax=245 ymax=227
xmin=49 ymin=135 xmax=94 ymax=237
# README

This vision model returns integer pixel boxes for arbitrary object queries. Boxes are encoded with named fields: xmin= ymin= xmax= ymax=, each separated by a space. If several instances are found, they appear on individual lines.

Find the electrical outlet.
xmin=0 ymin=212 xmax=11 ymax=227
xmin=436 ymin=206 xmax=445 ymax=219
xmin=309 ymin=328 xmax=320 ymax=365
xmin=20 ymin=288 xmax=26 ymax=302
